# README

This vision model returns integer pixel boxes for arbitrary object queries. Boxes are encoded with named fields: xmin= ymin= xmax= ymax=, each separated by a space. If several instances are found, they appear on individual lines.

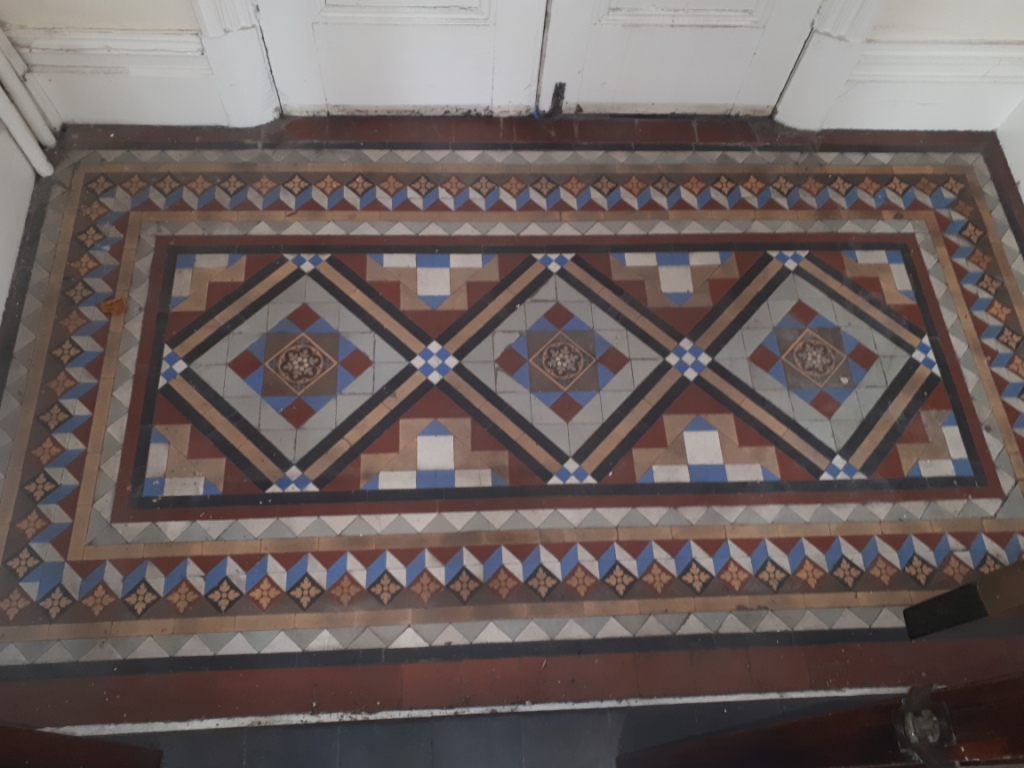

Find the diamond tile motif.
xmin=228 ymin=304 xmax=370 ymax=427
xmin=496 ymin=302 xmax=629 ymax=422
xmin=750 ymin=300 xmax=878 ymax=417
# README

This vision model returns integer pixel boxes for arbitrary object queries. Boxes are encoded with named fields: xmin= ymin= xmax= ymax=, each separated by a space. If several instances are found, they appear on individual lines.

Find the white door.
xmin=258 ymin=0 xmax=547 ymax=114
xmin=539 ymin=0 xmax=821 ymax=114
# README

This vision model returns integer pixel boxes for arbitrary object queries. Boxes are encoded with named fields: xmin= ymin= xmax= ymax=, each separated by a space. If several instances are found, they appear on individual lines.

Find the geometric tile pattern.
xmin=229 ymin=304 xmax=372 ymax=428
xmin=495 ymin=302 xmax=629 ymax=422
xmin=0 ymin=148 xmax=1023 ymax=665
xmin=122 ymin=240 xmax=991 ymax=508
xmin=750 ymin=300 xmax=878 ymax=418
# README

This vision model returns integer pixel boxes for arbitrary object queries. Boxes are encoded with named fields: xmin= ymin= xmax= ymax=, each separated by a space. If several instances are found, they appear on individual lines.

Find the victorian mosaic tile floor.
xmin=1 ymin=137 xmax=1023 ymax=667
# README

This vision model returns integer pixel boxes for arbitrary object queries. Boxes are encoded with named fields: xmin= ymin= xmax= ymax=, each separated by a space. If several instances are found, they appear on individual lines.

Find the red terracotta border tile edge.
xmin=0 ymin=637 xmax=1020 ymax=728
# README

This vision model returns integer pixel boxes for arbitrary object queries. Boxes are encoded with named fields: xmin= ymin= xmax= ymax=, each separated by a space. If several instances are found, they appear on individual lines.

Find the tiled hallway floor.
xmin=0 ymin=120 xmax=1022 ymax=723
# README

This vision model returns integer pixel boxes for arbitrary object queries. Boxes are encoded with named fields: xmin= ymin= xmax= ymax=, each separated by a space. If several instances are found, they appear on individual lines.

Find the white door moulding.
xmin=316 ymin=0 xmax=494 ymax=25
xmin=595 ymin=0 xmax=774 ymax=28
xmin=850 ymin=43 xmax=1024 ymax=84
xmin=6 ymin=29 xmax=210 ymax=75
xmin=1 ymin=0 xmax=279 ymax=127
xmin=192 ymin=0 xmax=258 ymax=37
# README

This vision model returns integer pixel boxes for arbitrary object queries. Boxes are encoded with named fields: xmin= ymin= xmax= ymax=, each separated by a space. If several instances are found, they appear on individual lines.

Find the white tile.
xmin=683 ymin=429 xmax=724 ymax=465
xmin=416 ymin=267 xmax=450 ymax=298
xmin=652 ymin=465 xmax=689 ymax=482
xmin=658 ymin=265 xmax=693 ymax=294
xmin=417 ymin=434 xmax=454 ymax=470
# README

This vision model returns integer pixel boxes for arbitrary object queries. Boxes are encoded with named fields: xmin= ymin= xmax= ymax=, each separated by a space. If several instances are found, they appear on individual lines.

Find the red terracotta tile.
xmin=321 ymin=116 xmax=390 ymax=145
xmin=803 ymin=644 xmax=864 ymax=690
xmin=633 ymin=650 xmax=696 ymax=698
xmin=313 ymin=663 xmax=403 ymax=713
xmin=690 ymin=648 xmax=753 ymax=695
xmin=746 ymin=646 xmax=811 ymax=692
xmin=402 ymin=660 xmax=464 ymax=709
xmin=389 ymin=117 xmax=452 ymax=146
xmin=694 ymin=118 xmax=758 ymax=146
xmin=460 ymin=657 xmax=523 ymax=706
xmin=519 ymin=653 xmax=638 ymax=703
xmin=574 ymin=118 xmax=638 ymax=146
xmin=510 ymin=118 xmax=577 ymax=145
xmin=634 ymin=118 xmax=697 ymax=146
xmin=280 ymin=117 xmax=327 ymax=144
xmin=451 ymin=116 xmax=514 ymax=145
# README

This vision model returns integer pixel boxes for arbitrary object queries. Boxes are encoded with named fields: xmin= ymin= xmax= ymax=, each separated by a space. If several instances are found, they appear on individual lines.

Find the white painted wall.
xmin=778 ymin=0 xmax=1024 ymax=133
xmin=999 ymin=99 xmax=1024 ymax=198
xmin=870 ymin=1 xmax=1024 ymax=43
xmin=0 ymin=0 xmax=199 ymax=31
xmin=0 ymin=127 xmax=35 ymax=309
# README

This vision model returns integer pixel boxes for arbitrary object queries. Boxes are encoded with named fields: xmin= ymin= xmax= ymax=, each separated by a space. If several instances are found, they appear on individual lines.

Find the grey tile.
xmin=339 ymin=720 xmax=432 ymax=768
xmin=244 ymin=725 xmax=338 ymax=768
xmin=522 ymin=711 xmax=617 ymax=768
xmin=432 ymin=714 xmax=523 ymax=768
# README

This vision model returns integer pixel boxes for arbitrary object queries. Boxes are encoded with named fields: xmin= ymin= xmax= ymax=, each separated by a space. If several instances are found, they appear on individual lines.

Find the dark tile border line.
xmin=0 ymin=627 xmax=910 ymax=682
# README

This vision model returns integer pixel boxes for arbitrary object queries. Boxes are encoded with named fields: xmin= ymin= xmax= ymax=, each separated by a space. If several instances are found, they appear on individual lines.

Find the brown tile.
xmin=633 ymin=649 xmax=696 ymax=697
xmin=803 ymin=644 xmax=864 ymax=690
xmin=314 ymin=663 xmax=403 ymax=713
xmin=451 ymin=116 xmax=514 ymax=145
xmin=635 ymin=118 xmax=697 ymax=146
xmin=519 ymin=652 xmax=638 ymax=703
xmin=389 ymin=117 xmax=452 ymax=146
xmin=693 ymin=118 xmax=758 ymax=146
xmin=849 ymin=642 xmax=922 ymax=687
xmin=746 ymin=645 xmax=811 ymax=692
xmin=279 ymin=117 xmax=327 ymax=144
xmin=510 ymin=118 xmax=578 ymax=145
xmin=690 ymin=648 xmax=753 ymax=695
xmin=321 ymin=116 xmax=390 ymax=145
xmin=402 ymin=660 xmax=464 ymax=709
xmin=460 ymin=656 xmax=523 ymax=706
xmin=574 ymin=119 xmax=638 ymax=147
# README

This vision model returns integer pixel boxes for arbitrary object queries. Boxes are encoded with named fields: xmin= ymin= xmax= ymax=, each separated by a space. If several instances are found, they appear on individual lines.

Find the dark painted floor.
xmin=113 ymin=696 xmax=881 ymax=768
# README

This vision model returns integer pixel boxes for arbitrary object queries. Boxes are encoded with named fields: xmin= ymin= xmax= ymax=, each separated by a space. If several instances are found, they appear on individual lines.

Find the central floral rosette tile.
xmin=266 ymin=335 xmax=335 ymax=392
xmin=786 ymin=331 xmax=841 ymax=382
xmin=533 ymin=333 xmax=595 ymax=388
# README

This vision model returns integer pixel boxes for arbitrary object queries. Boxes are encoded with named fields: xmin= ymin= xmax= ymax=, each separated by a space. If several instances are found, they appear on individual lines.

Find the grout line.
xmin=45 ymin=686 xmax=908 ymax=737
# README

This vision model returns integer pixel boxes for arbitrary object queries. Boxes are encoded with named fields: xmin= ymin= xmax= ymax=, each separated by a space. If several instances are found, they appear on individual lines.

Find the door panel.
xmin=540 ymin=0 xmax=821 ymax=115
xmin=258 ymin=0 xmax=546 ymax=114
